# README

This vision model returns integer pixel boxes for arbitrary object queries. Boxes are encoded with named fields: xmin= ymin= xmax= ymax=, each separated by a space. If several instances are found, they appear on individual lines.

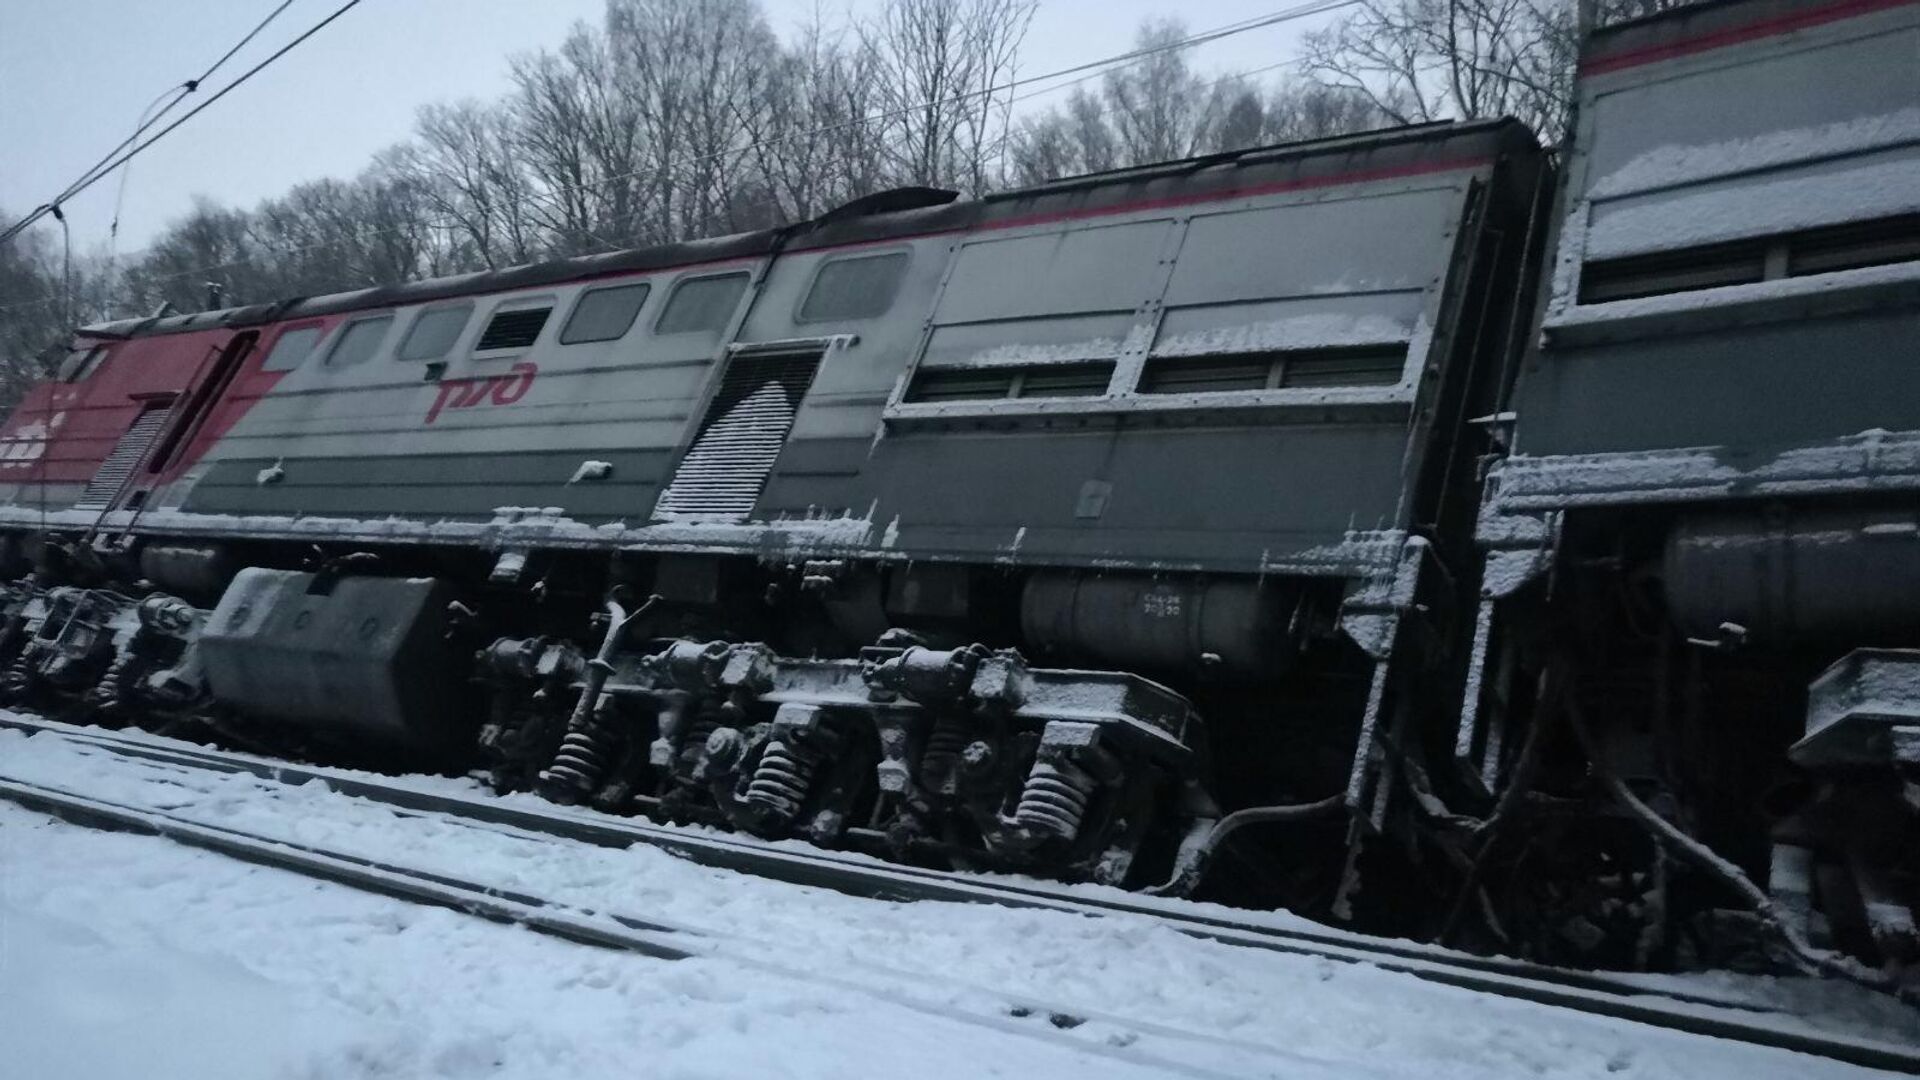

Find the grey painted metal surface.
xmin=1501 ymin=0 xmax=1920 ymax=485
xmin=49 ymin=119 xmax=1540 ymax=579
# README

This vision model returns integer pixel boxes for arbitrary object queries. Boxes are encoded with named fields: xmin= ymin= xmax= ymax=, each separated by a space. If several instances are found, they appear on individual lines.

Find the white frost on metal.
xmin=566 ymin=460 xmax=614 ymax=483
xmin=1586 ymin=106 xmax=1920 ymax=201
xmin=1490 ymin=428 xmax=1920 ymax=511
xmin=1585 ymin=151 xmax=1920 ymax=261
xmin=930 ymin=337 xmax=1124 ymax=369
xmin=1150 ymin=311 xmax=1412 ymax=358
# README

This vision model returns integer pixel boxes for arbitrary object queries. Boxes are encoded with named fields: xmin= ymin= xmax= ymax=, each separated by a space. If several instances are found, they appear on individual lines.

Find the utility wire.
xmin=0 ymin=0 xmax=1351 ymax=315
xmin=107 ymin=0 xmax=302 ymax=271
xmin=0 ymin=0 xmax=354 ymax=249
xmin=5 ymin=0 xmax=301 ymax=247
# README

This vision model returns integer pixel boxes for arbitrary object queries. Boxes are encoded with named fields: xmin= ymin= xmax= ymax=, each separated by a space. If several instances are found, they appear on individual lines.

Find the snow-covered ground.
xmin=2 ymin=726 xmax=1915 ymax=1080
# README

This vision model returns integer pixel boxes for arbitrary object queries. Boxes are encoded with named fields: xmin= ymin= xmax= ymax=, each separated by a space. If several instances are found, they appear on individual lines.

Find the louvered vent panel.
xmin=476 ymin=307 xmax=551 ymax=351
xmin=74 ymin=406 xmax=170 ymax=510
xmin=653 ymin=354 xmax=822 ymax=521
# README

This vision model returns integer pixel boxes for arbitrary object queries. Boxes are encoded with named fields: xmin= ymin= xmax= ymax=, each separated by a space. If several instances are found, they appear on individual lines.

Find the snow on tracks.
xmin=1 ymin=719 xmax=1916 ymax=1079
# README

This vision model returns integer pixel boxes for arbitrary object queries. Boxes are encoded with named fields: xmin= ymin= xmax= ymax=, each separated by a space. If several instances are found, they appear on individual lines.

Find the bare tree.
xmin=1101 ymin=20 xmax=1234 ymax=163
xmin=861 ymin=0 xmax=1037 ymax=194
xmin=407 ymin=101 xmax=538 ymax=268
xmin=1300 ymin=0 xmax=1696 ymax=141
xmin=740 ymin=11 xmax=890 ymax=222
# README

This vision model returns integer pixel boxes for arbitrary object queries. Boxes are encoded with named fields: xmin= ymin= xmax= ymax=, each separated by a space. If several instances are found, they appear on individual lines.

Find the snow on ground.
xmin=0 ymin=726 xmax=1913 ymax=1080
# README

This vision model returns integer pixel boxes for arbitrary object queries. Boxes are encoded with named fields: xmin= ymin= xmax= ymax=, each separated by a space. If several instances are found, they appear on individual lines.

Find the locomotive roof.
xmin=1582 ymin=0 xmax=1878 ymax=71
xmin=80 ymin=116 xmax=1533 ymax=344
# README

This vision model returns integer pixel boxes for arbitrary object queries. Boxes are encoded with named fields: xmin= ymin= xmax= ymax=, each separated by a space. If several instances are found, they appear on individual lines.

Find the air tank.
xmin=1663 ymin=508 xmax=1920 ymax=644
xmin=1019 ymin=572 xmax=1293 ymax=679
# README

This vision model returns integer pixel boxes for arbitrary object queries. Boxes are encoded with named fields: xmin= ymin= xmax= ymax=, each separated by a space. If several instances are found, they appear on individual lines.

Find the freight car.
xmin=1 ymin=0 xmax=1915 ymax=979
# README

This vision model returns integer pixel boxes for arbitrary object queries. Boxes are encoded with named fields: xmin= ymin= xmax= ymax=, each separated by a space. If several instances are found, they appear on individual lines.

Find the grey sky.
xmin=1 ymin=1 xmax=1337 ymax=256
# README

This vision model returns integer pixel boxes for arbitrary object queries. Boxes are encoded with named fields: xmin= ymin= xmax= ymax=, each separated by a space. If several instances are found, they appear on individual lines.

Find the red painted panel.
xmin=1581 ymin=0 xmax=1920 ymax=74
xmin=0 ymin=315 xmax=336 ymax=501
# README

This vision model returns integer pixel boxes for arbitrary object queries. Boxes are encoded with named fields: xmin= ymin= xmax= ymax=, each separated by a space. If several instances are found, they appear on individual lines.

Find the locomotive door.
xmin=651 ymin=344 xmax=826 ymax=522
xmin=75 ymin=330 xmax=257 ymax=515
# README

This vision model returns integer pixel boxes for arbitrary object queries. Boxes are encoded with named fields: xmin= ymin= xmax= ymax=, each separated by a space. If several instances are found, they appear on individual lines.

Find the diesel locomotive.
xmin=1 ymin=0 xmax=1915 ymax=979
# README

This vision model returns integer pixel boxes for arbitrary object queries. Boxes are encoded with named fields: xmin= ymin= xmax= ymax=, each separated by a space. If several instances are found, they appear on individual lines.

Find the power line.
xmin=4 ymin=0 xmax=302 ymax=248
xmin=107 ymin=0 xmax=302 ymax=270
xmin=0 ymin=0 xmax=358 ymax=249
xmin=0 ymin=0 xmax=1353 ymax=316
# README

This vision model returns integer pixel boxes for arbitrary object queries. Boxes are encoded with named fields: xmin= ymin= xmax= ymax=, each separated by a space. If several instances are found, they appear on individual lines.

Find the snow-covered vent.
xmin=74 ymin=405 xmax=170 ymax=510
xmin=653 ymin=352 xmax=822 ymax=521
xmin=1581 ymin=211 xmax=1920 ymax=305
xmin=1139 ymin=346 xmax=1405 ymax=393
xmin=905 ymin=361 xmax=1114 ymax=403
xmin=474 ymin=307 xmax=551 ymax=351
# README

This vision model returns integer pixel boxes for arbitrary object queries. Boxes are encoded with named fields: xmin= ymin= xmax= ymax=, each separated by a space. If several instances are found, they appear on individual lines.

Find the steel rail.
xmin=0 ymin=770 xmax=1320 ymax=1080
xmin=4 ymin=714 xmax=1917 ymax=1074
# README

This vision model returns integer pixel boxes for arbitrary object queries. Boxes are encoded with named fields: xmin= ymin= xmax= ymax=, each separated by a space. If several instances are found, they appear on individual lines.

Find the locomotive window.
xmin=1139 ymin=346 xmax=1404 ymax=394
xmin=398 ymin=304 xmax=472 ymax=361
xmin=656 ymin=272 xmax=749 ymax=335
xmin=905 ymin=361 xmax=1114 ymax=403
xmin=561 ymin=283 xmax=650 ymax=344
xmin=261 ymin=326 xmax=324 ymax=372
xmin=797 ymin=252 xmax=908 ymax=322
xmin=324 ymin=315 xmax=395 ymax=368
xmin=475 ymin=306 xmax=552 ymax=352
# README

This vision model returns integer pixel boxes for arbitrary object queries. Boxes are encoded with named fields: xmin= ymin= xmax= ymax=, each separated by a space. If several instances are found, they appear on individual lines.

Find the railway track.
xmin=3 ymin=713 xmax=1917 ymax=1075
xmin=0 ymin=775 xmax=1294 ymax=1080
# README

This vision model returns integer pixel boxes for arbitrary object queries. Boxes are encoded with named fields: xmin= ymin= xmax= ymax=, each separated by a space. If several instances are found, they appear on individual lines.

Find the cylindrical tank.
xmin=1019 ymin=572 xmax=1293 ymax=679
xmin=1663 ymin=508 xmax=1920 ymax=644
xmin=138 ymin=544 xmax=234 ymax=602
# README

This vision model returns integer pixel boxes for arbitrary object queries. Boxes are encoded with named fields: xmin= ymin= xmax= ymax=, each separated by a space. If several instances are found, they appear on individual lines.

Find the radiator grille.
xmin=75 ymin=405 xmax=170 ymax=510
xmin=475 ymin=307 xmax=551 ymax=351
xmin=653 ymin=353 xmax=821 ymax=521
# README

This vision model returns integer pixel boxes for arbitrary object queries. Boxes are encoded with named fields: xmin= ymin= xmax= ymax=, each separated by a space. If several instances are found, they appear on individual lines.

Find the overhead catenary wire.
xmin=0 ymin=0 xmax=1354 ymax=317
xmin=0 ymin=0 xmax=356 ymax=249
xmin=107 ymin=0 xmax=303 ymax=275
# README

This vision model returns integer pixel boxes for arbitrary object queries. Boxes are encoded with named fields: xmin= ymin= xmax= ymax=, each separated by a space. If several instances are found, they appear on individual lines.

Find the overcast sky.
xmin=1 ymin=0 xmax=1337 ymax=256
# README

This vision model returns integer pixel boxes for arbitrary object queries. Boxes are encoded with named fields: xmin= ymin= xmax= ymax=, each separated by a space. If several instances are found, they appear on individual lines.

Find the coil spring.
xmin=0 ymin=647 xmax=36 ymax=700
xmin=1013 ymin=759 xmax=1095 ymax=841
xmin=87 ymin=649 xmax=136 ymax=713
xmin=681 ymin=714 xmax=722 ymax=769
xmin=744 ymin=739 xmax=816 ymax=820
xmin=540 ymin=724 xmax=613 ymax=796
xmin=919 ymin=715 xmax=971 ymax=795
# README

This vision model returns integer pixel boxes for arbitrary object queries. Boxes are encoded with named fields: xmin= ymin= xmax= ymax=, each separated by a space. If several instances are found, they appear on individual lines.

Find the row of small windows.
xmin=901 ymin=344 xmax=1408 ymax=403
xmin=260 ymin=250 xmax=906 ymax=373
xmin=1579 ymin=211 xmax=1920 ymax=305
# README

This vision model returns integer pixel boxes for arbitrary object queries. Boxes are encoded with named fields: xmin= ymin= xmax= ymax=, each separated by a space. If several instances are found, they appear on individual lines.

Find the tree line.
xmin=0 ymin=0 xmax=1688 ymax=404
